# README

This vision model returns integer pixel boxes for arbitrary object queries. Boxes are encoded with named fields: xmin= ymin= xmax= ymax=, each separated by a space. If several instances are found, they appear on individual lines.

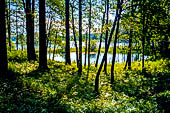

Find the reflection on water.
xmin=49 ymin=52 xmax=148 ymax=64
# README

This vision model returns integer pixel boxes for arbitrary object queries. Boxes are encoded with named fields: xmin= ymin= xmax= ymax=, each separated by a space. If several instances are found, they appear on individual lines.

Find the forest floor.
xmin=0 ymin=51 xmax=170 ymax=112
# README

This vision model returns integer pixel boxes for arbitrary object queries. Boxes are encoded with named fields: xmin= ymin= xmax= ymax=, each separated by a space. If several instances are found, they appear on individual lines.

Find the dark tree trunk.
xmin=47 ymin=15 xmax=53 ymax=49
xmin=127 ymin=30 xmax=132 ymax=70
xmin=7 ymin=0 xmax=11 ymax=51
xmin=71 ymin=4 xmax=79 ymax=66
xmin=48 ymin=37 xmax=52 ymax=60
xmin=46 ymin=12 xmax=51 ymax=47
xmin=95 ymin=2 xmax=106 ymax=67
xmin=47 ymin=18 xmax=53 ymax=60
xmin=111 ymin=0 xmax=122 ymax=84
xmin=127 ymin=1 xmax=135 ymax=70
xmin=21 ymin=21 xmax=24 ymax=51
xmin=26 ymin=0 xmax=36 ymax=61
xmin=0 ymin=0 xmax=8 ymax=76
xmin=65 ymin=0 xmax=71 ymax=65
xmin=16 ymin=2 xmax=18 ymax=50
xmin=88 ymin=0 xmax=92 ymax=76
xmin=30 ymin=0 xmax=36 ymax=60
xmin=104 ymin=0 xmax=109 ymax=74
xmin=85 ymin=32 xmax=88 ymax=66
xmin=39 ymin=0 xmax=47 ymax=69
xmin=142 ymin=0 xmax=145 ymax=71
xmin=124 ymin=57 xmax=128 ymax=70
xmin=95 ymin=0 xmax=120 ymax=93
xmin=53 ymin=32 xmax=57 ymax=61
xmin=78 ymin=0 xmax=82 ymax=75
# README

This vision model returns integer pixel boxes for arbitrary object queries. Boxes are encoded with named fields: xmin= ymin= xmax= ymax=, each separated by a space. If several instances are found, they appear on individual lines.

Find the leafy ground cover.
xmin=0 ymin=51 xmax=170 ymax=112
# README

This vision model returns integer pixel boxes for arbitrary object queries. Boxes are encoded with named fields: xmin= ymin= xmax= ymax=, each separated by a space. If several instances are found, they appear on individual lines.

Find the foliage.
xmin=1 ymin=52 xmax=170 ymax=112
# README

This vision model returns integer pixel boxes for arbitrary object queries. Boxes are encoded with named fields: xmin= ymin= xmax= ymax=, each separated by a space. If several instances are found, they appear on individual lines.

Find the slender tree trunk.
xmin=46 ymin=12 xmax=51 ymax=47
xmin=16 ymin=2 xmax=18 ymax=50
xmin=47 ymin=15 xmax=53 ymax=49
xmin=95 ymin=0 xmax=119 ymax=93
xmin=142 ymin=0 xmax=145 ymax=71
xmin=53 ymin=32 xmax=57 ymax=61
xmin=7 ymin=0 xmax=11 ymax=51
xmin=71 ymin=4 xmax=79 ymax=66
xmin=0 ymin=0 xmax=8 ymax=76
xmin=78 ymin=0 xmax=82 ymax=75
xmin=95 ymin=2 xmax=106 ymax=67
xmin=85 ymin=32 xmax=88 ymax=66
xmin=65 ymin=0 xmax=71 ymax=65
xmin=88 ymin=0 xmax=92 ymax=76
xmin=127 ymin=1 xmax=136 ymax=70
xmin=47 ymin=18 xmax=53 ymax=60
xmin=124 ymin=57 xmax=128 ymax=70
xmin=26 ymin=0 xmax=31 ymax=60
xmin=30 ymin=0 xmax=36 ymax=60
xmin=49 ymin=38 xmax=52 ymax=60
xmin=26 ymin=0 xmax=36 ymax=60
xmin=39 ymin=0 xmax=47 ymax=69
xmin=111 ymin=0 xmax=122 ymax=84
xmin=127 ymin=30 xmax=132 ymax=70
xmin=21 ymin=21 xmax=24 ymax=51
xmin=104 ymin=0 xmax=109 ymax=74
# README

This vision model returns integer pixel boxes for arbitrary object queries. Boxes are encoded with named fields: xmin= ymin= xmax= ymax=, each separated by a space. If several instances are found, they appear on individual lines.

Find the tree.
xmin=85 ymin=31 xmax=88 ymax=66
xmin=95 ymin=0 xmax=120 ymax=93
xmin=7 ymin=0 xmax=11 ymax=51
xmin=16 ymin=1 xmax=18 ymax=50
xmin=88 ymin=0 xmax=92 ymax=76
xmin=104 ymin=0 xmax=109 ymax=74
xmin=39 ymin=0 xmax=48 ymax=69
xmin=71 ymin=2 xmax=78 ymax=66
xmin=142 ymin=0 xmax=146 ymax=71
xmin=0 ymin=0 xmax=8 ymax=76
xmin=65 ymin=0 xmax=71 ymax=65
xmin=95 ymin=1 xmax=106 ymax=67
xmin=78 ymin=0 xmax=82 ymax=75
xmin=111 ymin=0 xmax=123 ymax=84
xmin=23 ymin=0 xmax=36 ymax=60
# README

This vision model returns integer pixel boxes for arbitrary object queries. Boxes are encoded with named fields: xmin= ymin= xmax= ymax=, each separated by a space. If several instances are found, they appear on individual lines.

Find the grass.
xmin=0 ymin=51 xmax=170 ymax=112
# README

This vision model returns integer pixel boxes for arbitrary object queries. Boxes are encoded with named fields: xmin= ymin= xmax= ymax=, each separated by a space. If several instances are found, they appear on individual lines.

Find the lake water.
xmin=48 ymin=52 xmax=148 ymax=64
xmin=16 ymin=41 xmax=130 ymax=50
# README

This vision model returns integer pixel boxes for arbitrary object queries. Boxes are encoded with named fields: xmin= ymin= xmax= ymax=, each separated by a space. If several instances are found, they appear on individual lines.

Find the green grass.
xmin=0 ymin=51 xmax=170 ymax=112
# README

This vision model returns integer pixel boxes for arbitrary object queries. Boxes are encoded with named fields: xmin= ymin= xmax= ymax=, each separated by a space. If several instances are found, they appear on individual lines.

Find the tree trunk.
xmin=39 ymin=0 xmax=47 ymax=69
xmin=95 ymin=2 xmax=106 ymax=67
xmin=111 ymin=0 xmax=122 ymax=84
xmin=95 ymin=0 xmax=120 ymax=93
xmin=30 ymin=0 xmax=36 ymax=60
xmin=7 ymin=0 xmax=11 ymax=51
xmin=26 ymin=0 xmax=36 ymax=61
xmin=85 ymin=32 xmax=88 ymax=66
xmin=127 ymin=30 xmax=132 ymax=70
xmin=78 ymin=0 xmax=82 ymax=75
xmin=16 ymin=2 xmax=18 ymax=50
xmin=142 ymin=0 xmax=145 ymax=71
xmin=65 ymin=0 xmax=71 ymax=65
xmin=88 ymin=0 xmax=92 ymax=76
xmin=71 ymin=4 xmax=79 ymax=66
xmin=48 ymin=37 xmax=52 ymax=60
xmin=0 ymin=0 xmax=8 ymax=76
xmin=47 ymin=18 xmax=53 ymax=60
xmin=104 ymin=0 xmax=109 ymax=74
xmin=53 ymin=32 xmax=57 ymax=61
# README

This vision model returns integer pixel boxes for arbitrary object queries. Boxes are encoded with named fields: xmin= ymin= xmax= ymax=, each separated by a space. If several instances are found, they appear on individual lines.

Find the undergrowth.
xmin=0 ymin=51 xmax=170 ymax=112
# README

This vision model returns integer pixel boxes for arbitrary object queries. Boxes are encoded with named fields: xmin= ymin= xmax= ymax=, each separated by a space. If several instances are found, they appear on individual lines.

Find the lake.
xmin=48 ymin=52 xmax=148 ymax=64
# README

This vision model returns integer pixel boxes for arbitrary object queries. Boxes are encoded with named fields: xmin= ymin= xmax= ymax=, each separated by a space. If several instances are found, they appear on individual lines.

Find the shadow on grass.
xmin=0 ymin=68 xmax=69 ymax=112
xmin=112 ymin=69 xmax=170 ymax=112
